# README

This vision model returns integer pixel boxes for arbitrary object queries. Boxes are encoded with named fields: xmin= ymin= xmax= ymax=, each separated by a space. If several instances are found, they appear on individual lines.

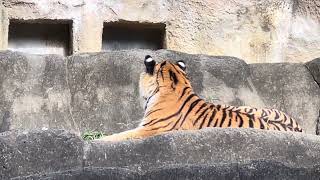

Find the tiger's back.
xmin=140 ymin=56 xmax=303 ymax=133
xmin=100 ymin=55 xmax=303 ymax=142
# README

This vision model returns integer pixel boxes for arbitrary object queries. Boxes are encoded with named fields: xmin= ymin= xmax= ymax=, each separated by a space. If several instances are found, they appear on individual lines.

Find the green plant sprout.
xmin=82 ymin=131 xmax=105 ymax=140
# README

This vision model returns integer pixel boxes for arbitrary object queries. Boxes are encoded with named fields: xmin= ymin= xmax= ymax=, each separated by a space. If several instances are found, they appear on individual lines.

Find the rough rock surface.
xmin=12 ymin=164 xmax=320 ymax=180
xmin=0 ymin=50 xmax=319 ymax=135
xmin=305 ymin=57 xmax=320 ymax=134
xmin=0 ymin=129 xmax=83 ymax=179
xmin=306 ymin=57 xmax=320 ymax=87
xmin=250 ymin=63 xmax=320 ymax=134
xmin=2 ymin=128 xmax=320 ymax=179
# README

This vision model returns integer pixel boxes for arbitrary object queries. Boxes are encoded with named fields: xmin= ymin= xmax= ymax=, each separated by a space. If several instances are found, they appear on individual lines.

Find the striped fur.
xmin=99 ymin=57 xmax=303 ymax=142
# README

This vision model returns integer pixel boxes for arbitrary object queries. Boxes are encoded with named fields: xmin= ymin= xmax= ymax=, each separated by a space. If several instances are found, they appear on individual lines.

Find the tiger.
xmin=99 ymin=55 xmax=303 ymax=142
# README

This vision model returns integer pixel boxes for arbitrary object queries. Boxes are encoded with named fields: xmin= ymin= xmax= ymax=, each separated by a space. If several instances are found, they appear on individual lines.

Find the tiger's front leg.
xmin=98 ymin=127 xmax=157 ymax=142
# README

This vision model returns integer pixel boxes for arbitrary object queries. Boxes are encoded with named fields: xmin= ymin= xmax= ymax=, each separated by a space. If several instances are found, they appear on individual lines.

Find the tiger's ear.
xmin=176 ymin=60 xmax=186 ymax=71
xmin=144 ymin=55 xmax=156 ymax=75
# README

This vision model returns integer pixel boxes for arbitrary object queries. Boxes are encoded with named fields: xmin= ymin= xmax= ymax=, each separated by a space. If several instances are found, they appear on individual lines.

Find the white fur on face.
xmin=139 ymin=72 xmax=158 ymax=110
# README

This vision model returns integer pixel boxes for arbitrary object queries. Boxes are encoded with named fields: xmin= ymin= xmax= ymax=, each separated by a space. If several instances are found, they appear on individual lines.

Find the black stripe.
xmin=147 ymin=113 xmax=176 ymax=126
xmin=171 ymin=82 xmax=175 ymax=90
xmin=280 ymin=123 xmax=287 ymax=131
xmin=275 ymin=111 xmax=280 ymax=119
xmin=216 ymin=105 xmax=221 ymax=111
xmin=289 ymin=117 xmax=293 ymax=126
xmin=213 ymin=115 xmax=219 ymax=127
xmin=179 ymin=87 xmax=190 ymax=100
xmin=193 ymin=108 xmax=209 ymax=126
xmin=227 ymin=119 xmax=232 ymax=127
xmin=184 ymin=99 xmax=202 ymax=117
xmin=238 ymin=114 xmax=243 ymax=127
xmin=248 ymin=119 xmax=254 ymax=128
xmin=199 ymin=113 xmax=209 ymax=129
xmin=171 ymin=63 xmax=182 ymax=75
xmin=169 ymin=114 xmax=183 ymax=131
xmin=195 ymin=103 xmax=207 ymax=114
xmin=169 ymin=70 xmax=179 ymax=84
xmin=272 ymin=123 xmax=280 ymax=131
xmin=247 ymin=108 xmax=253 ymax=114
xmin=146 ymin=94 xmax=196 ymax=126
xmin=160 ymin=61 xmax=167 ymax=67
xmin=287 ymin=125 xmax=293 ymax=131
xmin=160 ymin=68 xmax=165 ymax=81
xmin=248 ymin=114 xmax=255 ymax=121
xmin=219 ymin=110 xmax=227 ymax=127
xmin=178 ymin=94 xmax=197 ymax=111
xmin=179 ymin=99 xmax=202 ymax=127
xmin=295 ymin=120 xmax=300 ymax=130
xmin=143 ymin=118 xmax=157 ymax=126
xmin=147 ymin=121 xmax=173 ymax=131
xmin=159 ymin=62 xmax=166 ymax=81
xmin=283 ymin=113 xmax=288 ymax=123
xmin=261 ymin=109 xmax=267 ymax=118
xmin=259 ymin=119 xmax=265 ymax=129
xmin=207 ymin=109 xmax=217 ymax=127
xmin=228 ymin=110 xmax=233 ymax=127
xmin=156 ymin=67 xmax=161 ymax=82
xmin=145 ymin=108 xmax=162 ymax=117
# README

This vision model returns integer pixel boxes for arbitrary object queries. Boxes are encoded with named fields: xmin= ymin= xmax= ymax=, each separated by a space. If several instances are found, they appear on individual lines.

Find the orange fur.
xmin=100 ymin=58 xmax=303 ymax=142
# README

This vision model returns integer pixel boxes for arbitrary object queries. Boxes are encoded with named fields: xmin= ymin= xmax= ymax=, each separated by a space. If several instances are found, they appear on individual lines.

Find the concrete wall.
xmin=0 ymin=0 xmax=8 ymax=50
xmin=1 ymin=0 xmax=320 ymax=63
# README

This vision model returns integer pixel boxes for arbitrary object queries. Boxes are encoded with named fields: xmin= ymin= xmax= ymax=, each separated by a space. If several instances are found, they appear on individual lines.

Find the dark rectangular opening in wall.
xmin=102 ymin=22 xmax=165 ymax=51
xmin=8 ymin=20 xmax=72 ymax=56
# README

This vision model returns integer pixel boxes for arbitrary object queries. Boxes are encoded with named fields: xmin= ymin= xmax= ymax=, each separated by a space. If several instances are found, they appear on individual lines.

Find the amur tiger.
xmin=99 ymin=55 xmax=303 ymax=141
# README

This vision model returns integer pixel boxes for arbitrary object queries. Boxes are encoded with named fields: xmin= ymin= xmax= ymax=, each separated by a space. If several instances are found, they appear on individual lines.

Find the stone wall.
xmin=0 ymin=50 xmax=319 ymax=135
xmin=1 ymin=0 xmax=320 ymax=63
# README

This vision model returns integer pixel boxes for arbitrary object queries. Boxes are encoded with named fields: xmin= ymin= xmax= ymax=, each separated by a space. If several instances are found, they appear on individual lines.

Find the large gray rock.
xmin=306 ymin=57 xmax=320 ymax=88
xmin=86 ymin=128 xmax=320 ymax=172
xmin=0 ymin=129 xmax=83 ymax=179
xmin=12 ymin=163 xmax=320 ymax=180
xmin=4 ymin=128 xmax=320 ymax=179
xmin=305 ymin=58 xmax=320 ymax=135
xmin=0 ymin=50 xmax=319 ymax=135
xmin=250 ymin=63 xmax=320 ymax=134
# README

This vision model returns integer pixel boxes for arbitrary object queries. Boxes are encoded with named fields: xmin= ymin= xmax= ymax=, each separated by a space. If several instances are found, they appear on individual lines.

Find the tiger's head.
xmin=139 ymin=55 xmax=192 ymax=109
